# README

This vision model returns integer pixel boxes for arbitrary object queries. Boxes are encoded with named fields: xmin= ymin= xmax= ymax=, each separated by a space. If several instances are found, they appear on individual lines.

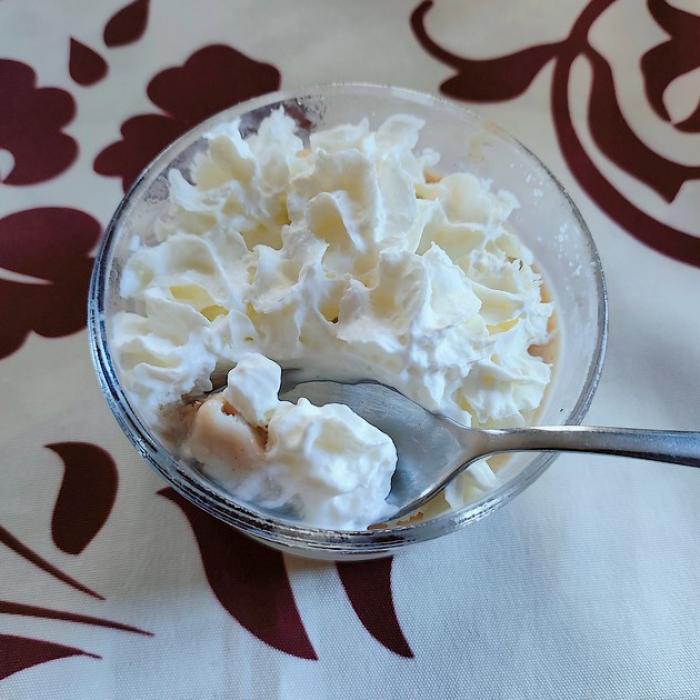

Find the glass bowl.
xmin=88 ymin=83 xmax=607 ymax=561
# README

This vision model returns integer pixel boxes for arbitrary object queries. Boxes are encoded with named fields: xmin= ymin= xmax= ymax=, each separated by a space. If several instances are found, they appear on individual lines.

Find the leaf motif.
xmin=0 ymin=208 xmax=100 ymax=360
xmin=584 ymin=46 xmax=700 ymax=203
xmin=411 ymin=1 xmax=561 ymax=101
xmin=0 ymin=59 xmax=76 ymax=185
xmin=641 ymin=0 xmax=700 ymax=127
xmin=103 ymin=0 xmax=149 ymax=47
xmin=159 ymin=489 xmax=317 ymax=660
xmin=552 ymin=53 xmax=700 ymax=268
xmin=675 ymin=104 xmax=700 ymax=133
xmin=336 ymin=558 xmax=413 ymax=658
xmin=45 ymin=443 xmax=118 ymax=555
xmin=145 ymin=44 xmax=281 ymax=126
xmin=93 ymin=113 xmax=183 ymax=194
xmin=0 ymin=525 xmax=103 ymax=599
xmin=69 ymin=38 xmax=108 ymax=86
xmin=0 ymin=600 xmax=151 ymax=636
xmin=93 ymin=44 xmax=281 ymax=192
xmin=0 ymin=634 xmax=98 ymax=680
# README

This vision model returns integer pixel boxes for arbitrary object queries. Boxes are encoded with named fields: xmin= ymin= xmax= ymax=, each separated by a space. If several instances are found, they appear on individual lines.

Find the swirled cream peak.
xmin=112 ymin=108 xmax=553 ymax=527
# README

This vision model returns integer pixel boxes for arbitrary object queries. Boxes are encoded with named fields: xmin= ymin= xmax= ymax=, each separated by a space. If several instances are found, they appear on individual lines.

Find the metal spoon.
xmin=278 ymin=371 xmax=700 ymax=523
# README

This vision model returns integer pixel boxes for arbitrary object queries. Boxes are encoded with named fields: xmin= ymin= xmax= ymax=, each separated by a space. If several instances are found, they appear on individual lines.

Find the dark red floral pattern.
xmin=0 ymin=60 xmax=77 ymax=185
xmin=46 ymin=443 xmax=118 ymax=555
xmin=160 ymin=489 xmax=317 ymax=660
xmin=0 ymin=524 xmax=103 ymax=600
xmin=412 ymin=0 xmax=700 ymax=268
xmin=103 ymin=0 xmax=150 ymax=47
xmin=337 ymin=559 xmax=413 ymax=658
xmin=0 ymin=635 xmax=98 ymax=681
xmin=641 ymin=0 xmax=700 ymax=131
xmin=160 ymin=489 xmax=414 ymax=660
xmin=0 ymin=601 xmax=151 ymax=637
xmin=0 ymin=439 xmax=150 ymax=680
xmin=94 ymin=44 xmax=281 ymax=192
xmin=0 ymin=208 xmax=100 ymax=360
xmin=68 ymin=38 xmax=108 ymax=86
xmin=2 ymin=20 xmax=416 ymax=678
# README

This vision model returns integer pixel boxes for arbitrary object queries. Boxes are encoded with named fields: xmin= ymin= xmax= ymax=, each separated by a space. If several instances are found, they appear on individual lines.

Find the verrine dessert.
xmin=111 ymin=109 xmax=554 ymax=530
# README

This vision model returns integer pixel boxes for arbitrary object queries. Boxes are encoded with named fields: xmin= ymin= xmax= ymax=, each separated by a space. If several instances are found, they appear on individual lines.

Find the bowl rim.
xmin=88 ymin=82 xmax=608 ymax=554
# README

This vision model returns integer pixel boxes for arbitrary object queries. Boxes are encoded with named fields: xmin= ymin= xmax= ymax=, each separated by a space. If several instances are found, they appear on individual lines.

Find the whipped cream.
xmin=187 ymin=354 xmax=397 ymax=529
xmin=113 ymin=109 xmax=553 ymax=529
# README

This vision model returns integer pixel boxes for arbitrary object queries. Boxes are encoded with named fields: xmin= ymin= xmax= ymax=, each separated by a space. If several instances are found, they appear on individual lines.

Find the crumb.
xmin=369 ymin=510 xmax=425 ymax=530
xmin=253 ymin=425 xmax=268 ymax=450
xmin=396 ymin=511 xmax=425 ymax=526
xmin=220 ymin=399 xmax=236 ymax=416
xmin=160 ymin=399 xmax=201 ymax=446
xmin=425 ymin=168 xmax=442 ymax=184
xmin=218 ymin=396 xmax=268 ymax=450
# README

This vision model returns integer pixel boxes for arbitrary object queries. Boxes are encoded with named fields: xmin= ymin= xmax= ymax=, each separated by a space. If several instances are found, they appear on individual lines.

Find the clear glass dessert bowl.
xmin=88 ymin=83 xmax=607 ymax=561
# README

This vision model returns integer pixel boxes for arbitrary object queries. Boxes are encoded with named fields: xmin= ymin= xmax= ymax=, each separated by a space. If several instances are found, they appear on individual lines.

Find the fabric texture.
xmin=1 ymin=1 xmax=699 ymax=698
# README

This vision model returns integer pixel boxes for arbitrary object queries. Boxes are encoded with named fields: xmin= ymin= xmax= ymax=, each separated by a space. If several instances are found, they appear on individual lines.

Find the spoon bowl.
xmin=280 ymin=371 xmax=700 ymax=524
xmin=279 ymin=372 xmax=471 ymax=521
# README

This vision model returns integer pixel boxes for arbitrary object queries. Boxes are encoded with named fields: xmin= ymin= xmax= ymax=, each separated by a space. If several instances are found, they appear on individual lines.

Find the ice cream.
xmin=112 ymin=109 xmax=553 ymax=529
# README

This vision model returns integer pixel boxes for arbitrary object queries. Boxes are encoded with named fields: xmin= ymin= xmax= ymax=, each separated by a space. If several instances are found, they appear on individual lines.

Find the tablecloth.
xmin=2 ymin=1 xmax=699 ymax=698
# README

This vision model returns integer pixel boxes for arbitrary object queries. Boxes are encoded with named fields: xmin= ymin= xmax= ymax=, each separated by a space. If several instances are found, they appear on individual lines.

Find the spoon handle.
xmin=480 ymin=426 xmax=700 ymax=467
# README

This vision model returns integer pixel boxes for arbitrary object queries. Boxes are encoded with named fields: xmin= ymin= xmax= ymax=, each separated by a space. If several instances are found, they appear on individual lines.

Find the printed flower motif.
xmin=68 ymin=38 xmax=108 ymax=86
xmin=0 ymin=442 xmax=122 ymax=602
xmin=0 ymin=60 xmax=77 ymax=185
xmin=412 ymin=0 xmax=700 ymax=268
xmin=103 ymin=0 xmax=150 ymax=47
xmin=0 ymin=208 xmax=101 ymax=360
xmin=160 ymin=489 xmax=413 ymax=660
xmin=337 ymin=559 xmax=413 ymax=658
xmin=159 ymin=489 xmax=317 ymax=660
xmin=0 ymin=601 xmax=150 ymax=637
xmin=3 ymin=13 xmax=413 ymax=679
xmin=641 ymin=0 xmax=700 ymax=131
xmin=0 ymin=441 xmax=150 ymax=681
xmin=46 ymin=443 xmax=118 ymax=555
xmin=0 ymin=524 xmax=103 ymax=600
xmin=0 ymin=635 xmax=98 ymax=681
xmin=94 ymin=44 xmax=281 ymax=192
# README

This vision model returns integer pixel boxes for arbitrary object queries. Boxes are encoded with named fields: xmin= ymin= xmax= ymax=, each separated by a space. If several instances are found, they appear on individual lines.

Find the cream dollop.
xmin=187 ymin=353 xmax=397 ymax=530
xmin=112 ymin=109 xmax=553 ymax=526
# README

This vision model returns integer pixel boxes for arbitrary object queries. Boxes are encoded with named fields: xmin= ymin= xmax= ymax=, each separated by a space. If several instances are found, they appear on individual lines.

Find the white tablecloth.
xmin=1 ymin=1 xmax=699 ymax=697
